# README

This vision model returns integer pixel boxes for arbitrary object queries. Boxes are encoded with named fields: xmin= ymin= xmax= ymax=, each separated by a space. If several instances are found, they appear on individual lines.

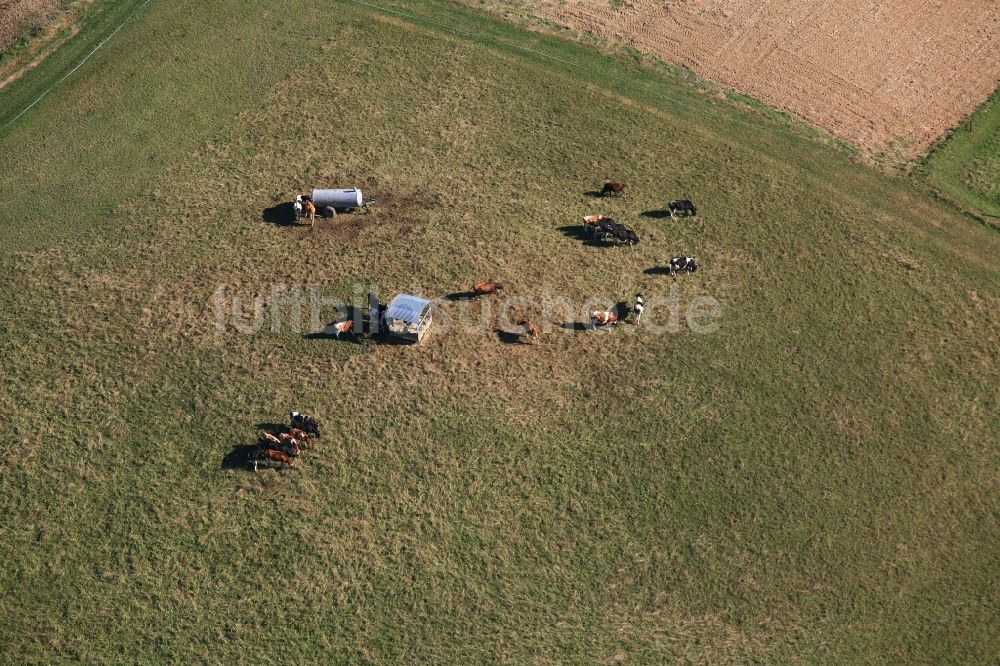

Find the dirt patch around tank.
xmin=305 ymin=183 xmax=439 ymax=245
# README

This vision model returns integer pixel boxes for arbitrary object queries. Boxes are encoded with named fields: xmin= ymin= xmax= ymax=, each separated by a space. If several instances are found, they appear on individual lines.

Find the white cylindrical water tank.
xmin=312 ymin=188 xmax=363 ymax=209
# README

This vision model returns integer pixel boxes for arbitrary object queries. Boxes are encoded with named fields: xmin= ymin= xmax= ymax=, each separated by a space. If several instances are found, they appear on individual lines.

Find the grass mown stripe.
xmin=0 ymin=0 xmax=154 ymax=134
xmin=0 ymin=0 xmax=152 ymax=132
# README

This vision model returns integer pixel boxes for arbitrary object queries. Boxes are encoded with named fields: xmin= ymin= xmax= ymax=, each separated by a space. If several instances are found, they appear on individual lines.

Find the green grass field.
xmin=1 ymin=0 xmax=998 ymax=661
xmin=921 ymin=89 xmax=1000 ymax=221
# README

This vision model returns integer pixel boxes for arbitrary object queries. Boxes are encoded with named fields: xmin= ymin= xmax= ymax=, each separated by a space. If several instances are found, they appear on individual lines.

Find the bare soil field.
xmin=535 ymin=0 xmax=1000 ymax=159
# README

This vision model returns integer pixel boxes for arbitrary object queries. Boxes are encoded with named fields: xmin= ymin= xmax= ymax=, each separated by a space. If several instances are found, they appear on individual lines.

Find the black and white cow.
xmin=633 ymin=294 xmax=644 ymax=326
xmin=668 ymin=256 xmax=698 ymax=276
xmin=668 ymin=200 xmax=697 ymax=217
xmin=290 ymin=411 xmax=321 ymax=437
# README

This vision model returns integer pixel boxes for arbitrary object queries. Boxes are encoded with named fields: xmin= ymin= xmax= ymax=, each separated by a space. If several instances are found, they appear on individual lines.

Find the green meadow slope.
xmin=0 ymin=1 xmax=998 ymax=662
xmin=922 ymin=88 xmax=1000 ymax=221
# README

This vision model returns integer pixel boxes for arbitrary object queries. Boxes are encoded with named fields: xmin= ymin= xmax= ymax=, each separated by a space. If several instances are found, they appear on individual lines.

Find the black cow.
xmin=668 ymin=256 xmax=697 ymax=276
xmin=614 ymin=228 xmax=639 ymax=246
xmin=591 ymin=218 xmax=617 ymax=240
xmin=668 ymin=200 xmax=697 ymax=217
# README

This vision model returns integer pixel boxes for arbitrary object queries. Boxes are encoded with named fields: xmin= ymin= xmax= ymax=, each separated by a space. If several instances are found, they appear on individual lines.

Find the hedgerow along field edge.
xmin=1 ymin=0 xmax=998 ymax=662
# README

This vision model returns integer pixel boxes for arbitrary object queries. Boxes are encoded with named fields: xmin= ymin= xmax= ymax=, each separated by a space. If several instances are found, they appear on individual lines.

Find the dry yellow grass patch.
xmin=0 ymin=0 xmax=96 ymax=87
xmin=1 ymin=0 xmax=62 ymax=52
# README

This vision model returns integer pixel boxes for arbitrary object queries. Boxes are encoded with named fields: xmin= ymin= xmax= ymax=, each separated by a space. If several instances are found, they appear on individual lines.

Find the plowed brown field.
xmin=536 ymin=0 xmax=1000 ymax=159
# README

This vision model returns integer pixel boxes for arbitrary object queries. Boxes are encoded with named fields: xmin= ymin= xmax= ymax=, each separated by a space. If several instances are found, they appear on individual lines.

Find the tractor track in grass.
xmin=0 ymin=24 xmax=79 ymax=91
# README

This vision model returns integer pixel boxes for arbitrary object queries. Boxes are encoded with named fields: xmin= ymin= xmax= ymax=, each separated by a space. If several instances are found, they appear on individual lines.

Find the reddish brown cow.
xmin=290 ymin=428 xmax=313 ymax=449
xmin=259 ymin=448 xmax=295 ymax=469
xmin=332 ymin=320 xmax=354 ymax=338
xmin=601 ymin=180 xmax=626 ymax=196
xmin=278 ymin=432 xmax=303 ymax=455
xmin=516 ymin=318 xmax=539 ymax=343
xmin=473 ymin=281 xmax=503 ymax=298
xmin=305 ymin=199 xmax=316 ymax=227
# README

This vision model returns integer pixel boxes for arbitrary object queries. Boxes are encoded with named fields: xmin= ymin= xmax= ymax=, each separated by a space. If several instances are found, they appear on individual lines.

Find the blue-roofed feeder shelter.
xmin=383 ymin=294 xmax=433 ymax=343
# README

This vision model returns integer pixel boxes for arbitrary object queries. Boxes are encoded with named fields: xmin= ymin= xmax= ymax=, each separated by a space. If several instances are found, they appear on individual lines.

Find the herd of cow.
xmin=252 ymin=180 xmax=699 ymax=470
xmin=587 ymin=181 xmax=698 ymax=252
xmin=583 ymin=214 xmax=640 ymax=247
xmin=253 ymin=411 xmax=322 ymax=471
xmin=592 ymin=179 xmax=700 ymax=266
xmin=470 ymin=181 xmax=701 ymax=338
xmin=580 ymin=181 xmax=700 ymax=327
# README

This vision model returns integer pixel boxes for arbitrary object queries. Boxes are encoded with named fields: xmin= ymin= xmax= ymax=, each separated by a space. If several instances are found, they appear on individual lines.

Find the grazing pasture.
xmin=0 ymin=0 xmax=998 ymax=662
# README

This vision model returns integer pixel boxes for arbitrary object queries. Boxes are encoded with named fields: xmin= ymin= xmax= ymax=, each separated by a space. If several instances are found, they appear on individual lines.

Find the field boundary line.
xmin=0 ymin=0 xmax=155 ymax=134
xmin=347 ymin=0 xmax=916 ymax=168
xmin=1 ymin=0 xmax=917 ymax=170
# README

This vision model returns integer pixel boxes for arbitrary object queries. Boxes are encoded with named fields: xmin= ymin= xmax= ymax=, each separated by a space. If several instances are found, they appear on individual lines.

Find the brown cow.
xmin=278 ymin=432 xmax=303 ymax=455
xmin=601 ymin=180 xmax=626 ymax=196
xmin=590 ymin=310 xmax=619 ymax=327
xmin=516 ymin=318 xmax=539 ymax=343
xmin=290 ymin=428 xmax=313 ymax=449
xmin=332 ymin=320 xmax=354 ymax=339
xmin=305 ymin=199 xmax=316 ymax=227
xmin=473 ymin=281 xmax=503 ymax=298
xmin=254 ymin=446 xmax=295 ymax=471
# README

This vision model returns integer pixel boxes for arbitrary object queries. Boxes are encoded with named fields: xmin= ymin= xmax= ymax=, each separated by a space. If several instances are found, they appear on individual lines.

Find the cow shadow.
xmin=262 ymin=202 xmax=300 ymax=226
xmin=583 ymin=190 xmax=607 ymax=198
xmin=221 ymin=443 xmax=258 ymax=471
xmin=304 ymin=326 xmax=414 ymax=347
xmin=564 ymin=321 xmax=625 ymax=331
xmin=557 ymin=225 xmax=608 ymax=248
xmin=304 ymin=325 xmax=363 ymax=343
xmin=303 ymin=305 xmax=368 ymax=343
xmin=644 ymin=266 xmax=672 ymax=275
xmin=255 ymin=422 xmax=288 ymax=433
xmin=640 ymin=209 xmax=669 ymax=219
xmin=445 ymin=291 xmax=477 ymax=301
xmin=496 ymin=328 xmax=525 ymax=344
xmin=368 ymin=332 xmax=418 ymax=346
